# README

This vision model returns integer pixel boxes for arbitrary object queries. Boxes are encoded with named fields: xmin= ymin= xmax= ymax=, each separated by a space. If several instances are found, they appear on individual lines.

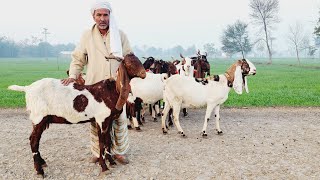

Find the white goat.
xmin=161 ymin=59 xmax=256 ymax=137
xmin=130 ymin=72 xmax=168 ymax=121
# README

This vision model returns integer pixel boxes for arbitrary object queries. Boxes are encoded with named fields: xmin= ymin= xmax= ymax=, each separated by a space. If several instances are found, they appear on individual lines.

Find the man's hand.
xmin=61 ymin=78 xmax=76 ymax=86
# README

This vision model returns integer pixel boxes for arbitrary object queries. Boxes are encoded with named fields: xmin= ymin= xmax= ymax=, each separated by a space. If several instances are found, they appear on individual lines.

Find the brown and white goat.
xmin=8 ymin=53 xmax=146 ymax=177
xmin=161 ymin=59 xmax=256 ymax=137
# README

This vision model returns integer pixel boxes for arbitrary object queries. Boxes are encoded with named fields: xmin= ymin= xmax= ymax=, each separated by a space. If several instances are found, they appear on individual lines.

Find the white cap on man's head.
xmin=90 ymin=0 xmax=112 ymax=15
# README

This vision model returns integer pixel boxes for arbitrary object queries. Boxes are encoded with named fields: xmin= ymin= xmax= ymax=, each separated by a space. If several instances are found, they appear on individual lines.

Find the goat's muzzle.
xmin=139 ymin=71 xmax=147 ymax=79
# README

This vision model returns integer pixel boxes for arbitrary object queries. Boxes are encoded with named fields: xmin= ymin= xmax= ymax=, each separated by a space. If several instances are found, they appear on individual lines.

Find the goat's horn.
xmin=142 ymin=57 xmax=147 ymax=59
xmin=105 ymin=56 xmax=124 ymax=62
xmin=180 ymin=53 xmax=184 ymax=58
xmin=197 ymin=49 xmax=200 ymax=55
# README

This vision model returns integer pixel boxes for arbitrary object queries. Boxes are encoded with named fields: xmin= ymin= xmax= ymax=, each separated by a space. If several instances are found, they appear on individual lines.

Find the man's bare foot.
xmin=89 ymin=156 xmax=99 ymax=163
xmin=113 ymin=154 xmax=129 ymax=165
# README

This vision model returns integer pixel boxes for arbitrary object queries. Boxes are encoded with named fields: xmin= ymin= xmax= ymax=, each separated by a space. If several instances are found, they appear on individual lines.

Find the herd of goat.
xmin=8 ymin=51 xmax=256 ymax=177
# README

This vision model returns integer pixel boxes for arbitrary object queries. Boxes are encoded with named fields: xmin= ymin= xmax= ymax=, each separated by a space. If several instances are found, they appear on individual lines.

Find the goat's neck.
xmin=224 ymin=62 xmax=239 ymax=87
xmin=223 ymin=73 xmax=233 ymax=87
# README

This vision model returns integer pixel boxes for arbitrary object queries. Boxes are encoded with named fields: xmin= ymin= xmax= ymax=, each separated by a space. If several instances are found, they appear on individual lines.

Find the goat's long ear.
xmin=233 ymin=66 xmax=243 ymax=94
xmin=244 ymin=76 xmax=249 ymax=93
xmin=116 ymin=63 xmax=131 ymax=110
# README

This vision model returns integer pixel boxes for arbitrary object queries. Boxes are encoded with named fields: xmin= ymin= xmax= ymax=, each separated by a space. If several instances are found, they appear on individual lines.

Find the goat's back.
xmin=130 ymin=73 xmax=166 ymax=104
xmin=164 ymin=75 xmax=229 ymax=108
xmin=22 ymin=78 xmax=110 ymax=125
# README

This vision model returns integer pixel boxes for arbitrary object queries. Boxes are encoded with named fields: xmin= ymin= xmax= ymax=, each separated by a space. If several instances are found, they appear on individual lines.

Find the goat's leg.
xmin=141 ymin=104 xmax=147 ymax=123
xmin=182 ymin=108 xmax=188 ymax=117
xmin=136 ymin=109 xmax=143 ymax=126
xmin=132 ymin=116 xmax=141 ymax=131
xmin=201 ymin=104 xmax=215 ymax=137
xmin=151 ymin=103 xmax=157 ymax=121
xmin=127 ymin=117 xmax=133 ymax=130
xmin=155 ymin=101 xmax=161 ymax=116
xmin=104 ymin=119 xmax=116 ymax=166
xmin=149 ymin=104 xmax=152 ymax=115
xmin=29 ymin=117 xmax=49 ymax=177
xmin=172 ymin=104 xmax=185 ymax=137
xmin=161 ymin=103 xmax=171 ymax=134
xmin=214 ymin=105 xmax=223 ymax=134
xmin=96 ymin=123 xmax=109 ymax=174
xmin=168 ymin=108 xmax=173 ymax=127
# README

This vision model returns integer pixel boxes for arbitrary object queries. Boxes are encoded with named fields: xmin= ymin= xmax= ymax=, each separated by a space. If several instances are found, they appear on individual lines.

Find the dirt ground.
xmin=0 ymin=107 xmax=319 ymax=180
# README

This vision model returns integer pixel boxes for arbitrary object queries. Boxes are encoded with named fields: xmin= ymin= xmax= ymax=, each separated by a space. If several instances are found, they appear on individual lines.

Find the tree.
xmin=249 ymin=0 xmax=280 ymax=64
xmin=0 ymin=36 xmax=19 ymax=57
xmin=203 ymin=43 xmax=218 ymax=57
xmin=308 ymin=46 xmax=317 ymax=59
xmin=221 ymin=20 xmax=252 ymax=58
xmin=287 ymin=23 xmax=309 ymax=65
xmin=314 ymin=10 xmax=320 ymax=37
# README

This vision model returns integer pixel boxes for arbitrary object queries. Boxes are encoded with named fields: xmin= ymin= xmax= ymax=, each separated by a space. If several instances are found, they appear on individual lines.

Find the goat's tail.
xmin=8 ymin=85 xmax=27 ymax=92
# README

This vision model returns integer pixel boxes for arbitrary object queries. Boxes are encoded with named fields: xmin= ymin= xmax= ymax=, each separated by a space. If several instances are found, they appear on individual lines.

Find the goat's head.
xmin=193 ymin=59 xmax=211 ymax=78
xmin=226 ymin=59 xmax=256 ymax=95
xmin=197 ymin=50 xmax=208 ymax=61
xmin=162 ymin=61 xmax=177 ymax=77
xmin=142 ymin=56 xmax=155 ymax=69
xmin=123 ymin=53 xmax=147 ymax=79
xmin=113 ymin=53 xmax=146 ymax=110
xmin=182 ymin=57 xmax=192 ymax=76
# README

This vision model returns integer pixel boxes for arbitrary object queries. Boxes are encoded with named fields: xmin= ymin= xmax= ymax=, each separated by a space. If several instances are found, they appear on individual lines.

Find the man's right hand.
xmin=61 ymin=78 xmax=76 ymax=86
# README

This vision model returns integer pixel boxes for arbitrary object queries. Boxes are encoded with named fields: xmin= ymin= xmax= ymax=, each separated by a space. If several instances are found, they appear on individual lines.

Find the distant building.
xmin=59 ymin=51 xmax=72 ymax=58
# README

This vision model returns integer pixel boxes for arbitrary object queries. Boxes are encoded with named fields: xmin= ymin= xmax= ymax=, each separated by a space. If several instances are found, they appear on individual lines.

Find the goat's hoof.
xmin=178 ymin=131 xmax=186 ymax=137
xmin=153 ymin=118 xmax=157 ymax=122
xmin=157 ymin=113 xmax=161 ymax=117
xmin=127 ymin=125 xmax=133 ymax=130
xmin=36 ymin=170 xmax=45 ymax=178
xmin=181 ymin=133 xmax=186 ymax=138
xmin=36 ymin=173 xmax=45 ymax=179
xmin=202 ymin=133 xmax=208 ymax=138
xmin=183 ymin=113 xmax=188 ymax=117
xmin=135 ymin=127 xmax=142 ymax=132
xmin=162 ymin=128 xmax=168 ymax=134
xmin=109 ymin=161 xmax=117 ymax=166
xmin=99 ymin=170 xmax=111 ymax=177
xmin=41 ymin=163 xmax=47 ymax=168
xmin=217 ymin=130 xmax=223 ymax=135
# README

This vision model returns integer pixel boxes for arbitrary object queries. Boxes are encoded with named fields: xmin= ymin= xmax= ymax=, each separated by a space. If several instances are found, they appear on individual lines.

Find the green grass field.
xmin=1 ymin=57 xmax=319 ymax=108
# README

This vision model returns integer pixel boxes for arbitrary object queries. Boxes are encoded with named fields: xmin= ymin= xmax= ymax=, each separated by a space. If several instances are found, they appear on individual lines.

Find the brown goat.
xmin=8 ymin=53 xmax=146 ymax=177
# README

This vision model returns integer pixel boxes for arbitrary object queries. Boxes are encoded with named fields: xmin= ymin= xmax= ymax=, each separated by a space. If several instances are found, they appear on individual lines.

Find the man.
xmin=62 ymin=0 xmax=131 ymax=164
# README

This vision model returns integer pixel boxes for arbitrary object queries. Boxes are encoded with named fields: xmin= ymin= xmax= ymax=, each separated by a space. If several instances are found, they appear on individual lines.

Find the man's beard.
xmin=98 ymin=23 xmax=109 ymax=30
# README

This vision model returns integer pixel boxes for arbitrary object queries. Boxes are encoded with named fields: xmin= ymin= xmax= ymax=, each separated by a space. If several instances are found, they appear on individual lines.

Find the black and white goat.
xmin=8 ymin=53 xmax=146 ymax=177
xmin=161 ymin=59 xmax=256 ymax=137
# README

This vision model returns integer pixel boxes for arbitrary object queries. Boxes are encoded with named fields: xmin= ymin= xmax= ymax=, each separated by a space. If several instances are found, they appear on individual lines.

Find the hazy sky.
xmin=1 ymin=0 xmax=319 ymax=51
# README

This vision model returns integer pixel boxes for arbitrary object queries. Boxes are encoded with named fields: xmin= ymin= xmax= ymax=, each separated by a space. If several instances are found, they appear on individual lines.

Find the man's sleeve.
xmin=69 ymin=32 xmax=89 ymax=79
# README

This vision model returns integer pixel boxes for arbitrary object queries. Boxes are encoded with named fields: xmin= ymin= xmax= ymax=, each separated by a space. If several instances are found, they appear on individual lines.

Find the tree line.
xmin=0 ymin=35 xmax=218 ymax=60
xmin=1 ymin=0 xmax=320 ymax=64
xmin=0 ymin=36 xmax=75 ymax=58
